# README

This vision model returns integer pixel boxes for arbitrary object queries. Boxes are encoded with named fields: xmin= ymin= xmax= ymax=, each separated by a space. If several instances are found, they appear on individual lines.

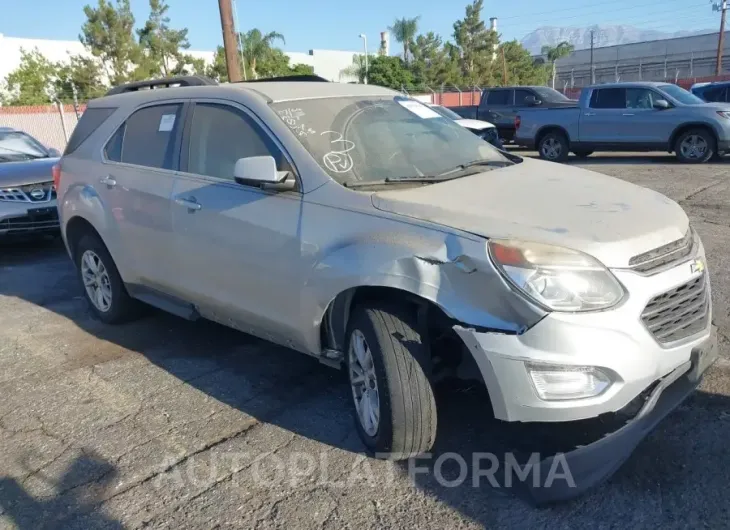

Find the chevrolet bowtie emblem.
xmin=690 ymin=259 xmax=705 ymax=274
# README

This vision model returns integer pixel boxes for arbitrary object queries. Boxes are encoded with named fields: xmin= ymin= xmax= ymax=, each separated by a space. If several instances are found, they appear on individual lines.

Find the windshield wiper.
xmin=437 ymin=159 xmax=512 ymax=176
xmin=344 ymin=175 xmax=463 ymax=189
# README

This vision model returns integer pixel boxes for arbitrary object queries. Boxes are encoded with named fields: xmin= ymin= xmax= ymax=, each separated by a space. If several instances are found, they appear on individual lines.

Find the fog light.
xmin=526 ymin=363 xmax=611 ymax=401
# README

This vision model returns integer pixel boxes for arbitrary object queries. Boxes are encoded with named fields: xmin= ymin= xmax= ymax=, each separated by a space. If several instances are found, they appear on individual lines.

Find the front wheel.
xmin=346 ymin=303 xmax=437 ymax=460
xmin=675 ymin=128 xmax=715 ymax=163
xmin=538 ymin=131 xmax=569 ymax=162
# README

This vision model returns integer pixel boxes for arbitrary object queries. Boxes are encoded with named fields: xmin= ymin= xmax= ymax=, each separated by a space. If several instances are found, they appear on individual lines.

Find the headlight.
xmin=717 ymin=111 xmax=730 ymax=120
xmin=526 ymin=362 xmax=612 ymax=400
xmin=488 ymin=239 xmax=625 ymax=312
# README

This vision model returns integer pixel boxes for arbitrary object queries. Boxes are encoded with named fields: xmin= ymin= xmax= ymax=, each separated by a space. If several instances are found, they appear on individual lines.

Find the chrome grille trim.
xmin=629 ymin=229 xmax=694 ymax=274
xmin=0 ymin=182 xmax=56 ymax=203
xmin=641 ymin=274 xmax=710 ymax=345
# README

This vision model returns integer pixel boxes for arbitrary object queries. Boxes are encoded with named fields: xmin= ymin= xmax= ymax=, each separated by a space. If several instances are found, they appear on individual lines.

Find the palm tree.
xmin=541 ymin=41 xmax=574 ymax=89
xmin=388 ymin=16 xmax=420 ymax=64
xmin=340 ymin=54 xmax=369 ymax=83
xmin=240 ymin=29 xmax=285 ymax=79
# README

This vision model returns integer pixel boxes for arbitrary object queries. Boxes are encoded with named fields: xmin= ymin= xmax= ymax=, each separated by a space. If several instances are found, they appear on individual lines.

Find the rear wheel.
xmin=346 ymin=303 xmax=437 ymax=460
xmin=675 ymin=128 xmax=715 ymax=163
xmin=538 ymin=131 xmax=569 ymax=162
xmin=75 ymin=233 xmax=141 ymax=324
xmin=572 ymin=150 xmax=594 ymax=159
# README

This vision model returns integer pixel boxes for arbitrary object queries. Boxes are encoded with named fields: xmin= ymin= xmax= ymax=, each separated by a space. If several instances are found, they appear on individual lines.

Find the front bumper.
xmin=0 ymin=200 xmax=59 ymax=236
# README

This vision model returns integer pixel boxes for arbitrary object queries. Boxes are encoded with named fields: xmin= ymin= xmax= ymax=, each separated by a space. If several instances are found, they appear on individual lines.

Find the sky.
xmin=0 ymin=0 xmax=722 ymax=54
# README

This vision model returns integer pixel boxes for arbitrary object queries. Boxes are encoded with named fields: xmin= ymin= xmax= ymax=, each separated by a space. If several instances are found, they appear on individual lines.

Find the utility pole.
xmin=590 ymin=30 xmax=595 ymax=84
xmin=716 ymin=0 xmax=728 ymax=76
xmin=218 ymin=0 xmax=242 ymax=82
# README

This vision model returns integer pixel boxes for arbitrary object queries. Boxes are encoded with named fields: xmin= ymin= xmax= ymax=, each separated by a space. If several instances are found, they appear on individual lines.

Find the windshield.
xmin=659 ymin=84 xmax=705 ymax=105
xmin=429 ymin=105 xmax=463 ymax=121
xmin=271 ymin=96 xmax=509 ymax=186
xmin=532 ymin=87 xmax=571 ymax=102
xmin=0 ymin=131 xmax=48 ymax=161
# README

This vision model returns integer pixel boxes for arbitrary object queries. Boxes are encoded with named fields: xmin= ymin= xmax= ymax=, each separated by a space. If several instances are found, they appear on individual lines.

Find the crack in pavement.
xmin=680 ymin=179 xmax=727 ymax=204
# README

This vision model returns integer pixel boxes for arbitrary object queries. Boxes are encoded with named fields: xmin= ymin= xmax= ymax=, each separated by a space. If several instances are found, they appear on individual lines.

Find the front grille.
xmin=0 ymin=182 xmax=56 ymax=203
xmin=0 ymin=210 xmax=59 ymax=234
xmin=629 ymin=230 xmax=694 ymax=274
xmin=641 ymin=274 xmax=710 ymax=345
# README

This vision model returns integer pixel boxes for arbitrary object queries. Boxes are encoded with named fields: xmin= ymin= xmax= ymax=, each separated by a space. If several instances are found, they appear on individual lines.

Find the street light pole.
xmin=359 ymin=34 xmax=368 ymax=84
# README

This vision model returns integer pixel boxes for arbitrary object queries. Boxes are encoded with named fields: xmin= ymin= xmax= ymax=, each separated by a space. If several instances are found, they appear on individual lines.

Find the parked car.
xmin=515 ymin=82 xmax=729 ymax=163
xmin=450 ymin=86 xmax=577 ymax=142
xmin=691 ymin=80 xmax=730 ymax=103
xmin=56 ymin=76 xmax=717 ymax=503
xmin=0 ymin=127 xmax=61 ymax=238
xmin=427 ymin=103 xmax=503 ymax=148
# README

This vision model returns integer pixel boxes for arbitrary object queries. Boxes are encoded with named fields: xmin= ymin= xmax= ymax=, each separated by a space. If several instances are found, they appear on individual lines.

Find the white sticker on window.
xmin=397 ymin=99 xmax=441 ymax=119
xmin=158 ymin=114 xmax=176 ymax=132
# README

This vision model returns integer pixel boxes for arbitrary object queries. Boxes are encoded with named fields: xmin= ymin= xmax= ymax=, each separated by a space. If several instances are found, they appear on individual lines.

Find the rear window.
xmin=63 ymin=107 xmax=116 ymax=155
xmin=589 ymin=88 xmax=626 ymax=109
xmin=118 ymin=104 xmax=183 ymax=170
xmin=486 ymin=90 xmax=511 ymax=106
xmin=699 ymin=85 xmax=727 ymax=102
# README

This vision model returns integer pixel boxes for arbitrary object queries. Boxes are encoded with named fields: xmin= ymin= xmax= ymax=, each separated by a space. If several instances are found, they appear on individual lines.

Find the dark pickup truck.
xmin=450 ymin=86 xmax=577 ymax=142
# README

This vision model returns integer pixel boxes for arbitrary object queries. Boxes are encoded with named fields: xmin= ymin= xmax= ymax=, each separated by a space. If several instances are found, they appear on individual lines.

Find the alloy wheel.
xmin=348 ymin=329 xmax=380 ymax=437
xmin=81 ymin=250 xmax=112 ymax=312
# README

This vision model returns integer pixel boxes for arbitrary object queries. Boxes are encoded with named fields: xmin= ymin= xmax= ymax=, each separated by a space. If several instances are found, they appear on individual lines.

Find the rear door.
xmin=579 ymin=88 xmax=626 ymax=143
xmin=481 ymin=89 xmax=513 ymax=130
xmin=101 ymin=101 xmax=186 ymax=291
xmin=170 ymin=100 xmax=304 ymax=348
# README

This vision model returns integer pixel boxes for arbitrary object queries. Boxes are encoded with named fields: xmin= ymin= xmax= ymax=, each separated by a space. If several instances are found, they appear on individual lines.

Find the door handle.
xmin=175 ymin=197 xmax=202 ymax=211
xmin=622 ymin=113 xmax=635 ymax=116
xmin=100 ymin=176 xmax=117 ymax=187
xmin=584 ymin=112 xmax=596 ymax=116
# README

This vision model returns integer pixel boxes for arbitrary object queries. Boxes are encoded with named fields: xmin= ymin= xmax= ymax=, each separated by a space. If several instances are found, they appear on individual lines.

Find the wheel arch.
xmin=669 ymin=122 xmax=719 ymax=152
xmin=535 ymin=125 xmax=571 ymax=149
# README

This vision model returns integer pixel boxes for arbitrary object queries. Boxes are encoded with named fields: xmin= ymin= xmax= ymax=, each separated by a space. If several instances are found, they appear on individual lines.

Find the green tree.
xmin=340 ymin=54 xmax=370 ymax=83
xmin=541 ymin=41 xmax=574 ymax=88
xmin=388 ymin=16 xmax=420 ymax=64
xmin=367 ymin=55 xmax=413 ymax=90
xmin=241 ymin=29 xmax=285 ymax=79
xmin=55 ymin=55 xmax=107 ymax=101
xmin=80 ymin=0 xmax=141 ymax=85
xmin=500 ymin=41 xmax=548 ymax=86
xmin=136 ymin=0 xmax=192 ymax=77
xmin=452 ymin=0 xmax=498 ymax=85
xmin=289 ymin=63 xmax=315 ymax=76
xmin=206 ymin=39 xmax=313 ymax=82
xmin=409 ymin=32 xmax=460 ymax=88
xmin=1 ymin=49 xmax=58 ymax=105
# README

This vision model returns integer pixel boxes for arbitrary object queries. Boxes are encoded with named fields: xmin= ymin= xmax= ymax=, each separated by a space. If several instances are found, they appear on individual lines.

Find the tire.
xmin=674 ymin=128 xmax=715 ymax=164
xmin=346 ymin=303 xmax=437 ymax=460
xmin=74 ymin=232 xmax=141 ymax=324
xmin=538 ymin=131 xmax=569 ymax=162
xmin=572 ymin=150 xmax=594 ymax=159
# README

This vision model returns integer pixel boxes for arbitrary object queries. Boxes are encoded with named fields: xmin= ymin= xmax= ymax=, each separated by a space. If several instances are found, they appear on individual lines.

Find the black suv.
xmin=691 ymin=81 xmax=730 ymax=103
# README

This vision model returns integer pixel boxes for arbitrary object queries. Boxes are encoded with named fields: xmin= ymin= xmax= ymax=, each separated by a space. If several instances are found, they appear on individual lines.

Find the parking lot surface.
xmin=1 ymin=152 xmax=729 ymax=529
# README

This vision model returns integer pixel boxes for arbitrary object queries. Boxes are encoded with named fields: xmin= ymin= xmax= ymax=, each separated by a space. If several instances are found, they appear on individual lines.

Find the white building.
xmin=0 ymin=33 xmax=359 ymax=84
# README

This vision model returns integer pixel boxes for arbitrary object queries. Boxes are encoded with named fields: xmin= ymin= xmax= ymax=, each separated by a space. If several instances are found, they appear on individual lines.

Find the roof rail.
xmin=105 ymin=75 xmax=218 ymax=96
xmin=239 ymin=74 xmax=330 ymax=83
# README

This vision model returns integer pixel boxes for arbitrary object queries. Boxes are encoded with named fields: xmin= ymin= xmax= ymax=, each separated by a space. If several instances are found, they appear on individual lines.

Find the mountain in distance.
xmin=521 ymin=25 xmax=715 ymax=54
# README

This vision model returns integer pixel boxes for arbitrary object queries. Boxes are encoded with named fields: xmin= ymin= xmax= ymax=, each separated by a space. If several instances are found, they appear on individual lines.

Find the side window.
xmin=120 ymin=104 xmax=183 ymax=169
xmin=626 ymin=88 xmax=655 ymax=109
xmin=486 ymin=90 xmax=510 ymax=106
xmin=104 ymin=124 xmax=125 ymax=162
xmin=186 ymin=103 xmax=284 ymax=181
xmin=589 ymin=88 xmax=626 ymax=109
xmin=64 ymin=107 xmax=116 ymax=155
xmin=514 ymin=89 xmax=535 ymax=106
xmin=702 ymin=86 xmax=726 ymax=103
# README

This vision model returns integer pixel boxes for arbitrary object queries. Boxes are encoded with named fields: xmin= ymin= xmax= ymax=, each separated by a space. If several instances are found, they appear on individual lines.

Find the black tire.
xmin=346 ymin=303 xmax=437 ymax=460
xmin=74 ymin=232 xmax=141 ymax=324
xmin=674 ymin=128 xmax=715 ymax=164
xmin=572 ymin=150 xmax=594 ymax=159
xmin=538 ymin=131 xmax=569 ymax=162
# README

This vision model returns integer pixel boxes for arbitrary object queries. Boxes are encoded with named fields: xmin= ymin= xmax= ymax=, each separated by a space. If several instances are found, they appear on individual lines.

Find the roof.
xmin=586 ymin=81 xmax=674 ymax=89
xmin=88 ymin=80 xmax=399 ymax=108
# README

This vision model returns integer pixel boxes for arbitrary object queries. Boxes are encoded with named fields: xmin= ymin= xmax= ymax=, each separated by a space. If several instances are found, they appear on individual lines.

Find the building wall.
xmin=0 ymin=34 xmax=357 ymax=88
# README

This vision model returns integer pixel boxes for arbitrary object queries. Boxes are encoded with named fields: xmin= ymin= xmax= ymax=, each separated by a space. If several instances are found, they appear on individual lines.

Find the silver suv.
xmin=57 ymin=76 xmax=717 ymax=502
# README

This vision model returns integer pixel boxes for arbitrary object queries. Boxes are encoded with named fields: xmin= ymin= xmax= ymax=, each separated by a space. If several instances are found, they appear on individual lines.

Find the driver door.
xmin=171 ymin=100 xmax=305 ymax=348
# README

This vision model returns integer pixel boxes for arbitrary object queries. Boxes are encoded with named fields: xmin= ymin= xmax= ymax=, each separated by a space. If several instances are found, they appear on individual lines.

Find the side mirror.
xmin=525 ymin=96 xmax=542 ymax=106
xmin=653 ymin=99 xmax=671 ymax=110
xmin=47 ymin=147 xmax=61 ymax=157
xmin=234 ymin=155 xmax=295 ymax=191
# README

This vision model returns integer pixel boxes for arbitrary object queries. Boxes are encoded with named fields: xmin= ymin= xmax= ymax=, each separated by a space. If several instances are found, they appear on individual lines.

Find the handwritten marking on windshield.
xmin=321 ymin=131 xmax=355 ymax=173
xmin=278 ymin=108 xmax=316 ymax=137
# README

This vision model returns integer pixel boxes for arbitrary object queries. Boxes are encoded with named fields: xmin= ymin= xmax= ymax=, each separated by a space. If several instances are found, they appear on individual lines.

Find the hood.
xmin=697 ymin=102 xmax=730 ymax=111
xmin=455 ymin=118 xmax=495 ymax=130
xmin=371 ymin=158 xmax=688 ymax=268
xmin=0 ymin=157 xmax=59 ymax=187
